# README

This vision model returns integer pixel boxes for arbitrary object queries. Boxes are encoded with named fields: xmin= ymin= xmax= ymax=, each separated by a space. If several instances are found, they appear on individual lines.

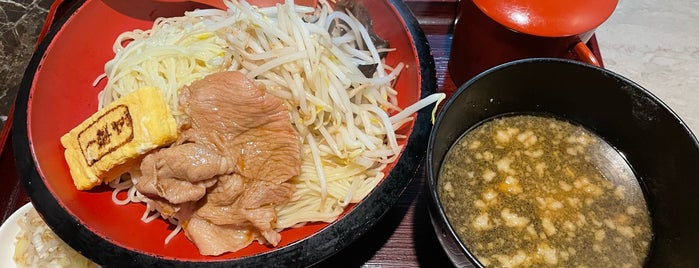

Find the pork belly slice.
xmin=135 ymin=71 xmax=302 ymax=255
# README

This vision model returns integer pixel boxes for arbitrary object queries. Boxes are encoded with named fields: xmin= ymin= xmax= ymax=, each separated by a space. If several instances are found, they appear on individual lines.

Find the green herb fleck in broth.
xmin=439 ymin=115 xmax=652 ymax=267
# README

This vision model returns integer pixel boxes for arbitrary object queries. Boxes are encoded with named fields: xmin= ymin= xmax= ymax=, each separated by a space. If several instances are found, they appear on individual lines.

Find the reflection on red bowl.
xmin=12 ymin=0 xmax=436 ymax=266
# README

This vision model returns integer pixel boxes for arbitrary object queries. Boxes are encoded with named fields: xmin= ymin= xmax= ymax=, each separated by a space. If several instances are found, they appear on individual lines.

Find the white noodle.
xmin=164 ymin=222 xmax=182 ymax=244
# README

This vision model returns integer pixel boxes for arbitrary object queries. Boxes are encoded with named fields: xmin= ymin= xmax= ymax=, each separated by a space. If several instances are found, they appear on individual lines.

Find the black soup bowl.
xmin=426 ymin=58 xmax=699 ymax=267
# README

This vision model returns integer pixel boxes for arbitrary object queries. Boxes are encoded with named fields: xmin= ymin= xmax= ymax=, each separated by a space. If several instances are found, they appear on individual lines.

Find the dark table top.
xmin=0 ymin=0 xmax=53 ymax=131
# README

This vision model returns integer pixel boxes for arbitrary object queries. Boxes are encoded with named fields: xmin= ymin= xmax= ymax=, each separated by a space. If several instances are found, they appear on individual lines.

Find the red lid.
xmin=473 ymin=0 xmax=618 ymax=37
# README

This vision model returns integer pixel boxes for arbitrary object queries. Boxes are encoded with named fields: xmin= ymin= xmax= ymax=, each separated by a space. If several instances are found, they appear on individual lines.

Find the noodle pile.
xmin=100 ymin=0 xmax=443 ymax=243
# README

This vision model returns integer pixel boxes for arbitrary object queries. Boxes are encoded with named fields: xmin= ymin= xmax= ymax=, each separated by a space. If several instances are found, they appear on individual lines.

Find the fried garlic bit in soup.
xmin=439 ymin=115 xmax=652 ymax=268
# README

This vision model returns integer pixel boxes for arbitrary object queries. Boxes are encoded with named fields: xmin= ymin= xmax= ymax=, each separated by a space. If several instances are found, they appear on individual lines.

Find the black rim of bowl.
xmin=12 ymin=0 xmax=438 ymax=266
xmin=426 ymin=57 xmax=699 ymax=267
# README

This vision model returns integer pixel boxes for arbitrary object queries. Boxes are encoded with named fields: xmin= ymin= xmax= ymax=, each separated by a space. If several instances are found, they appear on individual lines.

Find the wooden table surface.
xmin=0 ymin=1 xmax=525 ymax=266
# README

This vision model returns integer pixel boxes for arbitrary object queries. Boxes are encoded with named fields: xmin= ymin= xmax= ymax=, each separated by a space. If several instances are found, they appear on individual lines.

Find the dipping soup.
xmin=438 ymin=115 xmax=652 ymax=267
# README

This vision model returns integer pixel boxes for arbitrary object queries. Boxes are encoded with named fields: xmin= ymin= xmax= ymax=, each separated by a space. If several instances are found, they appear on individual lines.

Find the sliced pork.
xmin=143 ymin=143 xmax=234 ymax=182
xmin=238 ymin=179 xmax=296 ymax=209
xmin=136 ymin=144 xmax=227 ymax=204
xmin=206 ymin=174 xmax=245 ymax=206
xmin=179 ymin=71 xmax=302 ymax=184
xmin=185 ymin=216 xmax=255 ymax=256
xmin=136 ymin=71 xmax=302 ymax=255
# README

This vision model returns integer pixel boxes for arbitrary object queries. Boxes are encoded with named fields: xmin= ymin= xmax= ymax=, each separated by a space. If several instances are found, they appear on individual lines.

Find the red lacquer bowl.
xmin=12 ymin=0 xmax=436 ymax=266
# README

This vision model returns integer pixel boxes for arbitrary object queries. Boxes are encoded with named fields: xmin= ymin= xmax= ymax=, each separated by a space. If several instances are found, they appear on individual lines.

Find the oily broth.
xmin=438 ymin=115 xmax=652 ymax=267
